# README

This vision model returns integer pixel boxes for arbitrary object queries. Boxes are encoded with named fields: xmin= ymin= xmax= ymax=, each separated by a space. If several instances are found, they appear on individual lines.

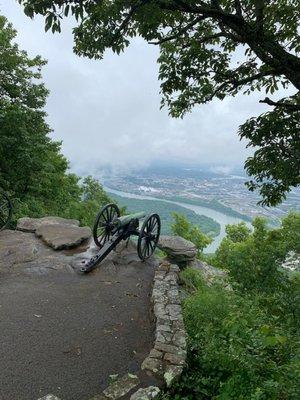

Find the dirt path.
xmin=0 ymin=231 xmax=157 ymax=400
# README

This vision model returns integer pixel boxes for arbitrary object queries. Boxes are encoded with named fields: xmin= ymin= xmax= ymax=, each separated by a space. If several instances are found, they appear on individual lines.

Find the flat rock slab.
xmin=0 ymin=230 xmax=78 ymax=274
xmin=158 ymin=235 xmax=197 ymax=263
xmin=0 ymin=232 xmax=157 ymax=400
xmin=35 ymin=224 xmax=91 ymax=250
xmin=17 ymin=216 xmax=79 ymax=233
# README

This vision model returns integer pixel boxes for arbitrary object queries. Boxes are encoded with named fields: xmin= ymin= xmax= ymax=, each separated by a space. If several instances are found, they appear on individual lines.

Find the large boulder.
xmin=35 ymin=224 xmax=91 ymax=250
xmin=17 ymin=216 xmax=79 ymax=233
xmin=157 ymin=235 xmax=197 ymax=264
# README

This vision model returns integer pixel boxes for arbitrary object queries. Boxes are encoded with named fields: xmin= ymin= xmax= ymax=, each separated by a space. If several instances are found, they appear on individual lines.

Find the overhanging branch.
xmin=148 ymin=16 xmax=207 ymax=45
xmin=259 ymin=97 xmax=300 ymax=111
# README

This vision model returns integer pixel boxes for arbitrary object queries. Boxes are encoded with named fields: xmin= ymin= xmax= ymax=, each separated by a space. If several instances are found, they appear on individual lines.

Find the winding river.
xmin=105 ymin=187 xmax=252 ymax=253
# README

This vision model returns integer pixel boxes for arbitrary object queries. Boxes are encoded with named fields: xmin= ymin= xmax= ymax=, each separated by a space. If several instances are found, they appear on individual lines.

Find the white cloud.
xmin=1 ymin=2 xmax=294 ymax=175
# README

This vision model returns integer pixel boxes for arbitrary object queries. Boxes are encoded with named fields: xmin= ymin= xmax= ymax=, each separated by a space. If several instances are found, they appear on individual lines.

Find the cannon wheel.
xmin=137 ymin=214 xmax=161 ymax=261
xmin=93 ymin=203 xmax=120 ymax=248
xmin=0 ymin=190 xmax=12 ymax=231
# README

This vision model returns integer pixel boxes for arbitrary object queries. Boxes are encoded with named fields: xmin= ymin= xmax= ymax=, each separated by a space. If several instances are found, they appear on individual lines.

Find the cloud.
xmin=0 ymin=2 xmax=293 ymax=175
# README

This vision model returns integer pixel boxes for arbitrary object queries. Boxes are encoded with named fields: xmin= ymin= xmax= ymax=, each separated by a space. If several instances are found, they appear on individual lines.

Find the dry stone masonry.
xmin=142 ymin=261 xmax=187 ymax=387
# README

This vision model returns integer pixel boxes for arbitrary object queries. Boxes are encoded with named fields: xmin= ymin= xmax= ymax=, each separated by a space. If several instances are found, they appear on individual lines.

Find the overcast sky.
xmin=1 ymin=1 xmax=290 ymax=176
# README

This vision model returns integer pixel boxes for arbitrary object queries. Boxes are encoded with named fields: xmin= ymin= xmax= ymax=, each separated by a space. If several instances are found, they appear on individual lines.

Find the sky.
xmin=1 ymin=1 xmax=292 ymax=176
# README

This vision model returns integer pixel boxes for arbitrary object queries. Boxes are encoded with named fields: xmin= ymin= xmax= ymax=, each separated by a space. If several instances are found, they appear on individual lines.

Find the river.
xmin=104 ymin=187 xmax=252 ymax=253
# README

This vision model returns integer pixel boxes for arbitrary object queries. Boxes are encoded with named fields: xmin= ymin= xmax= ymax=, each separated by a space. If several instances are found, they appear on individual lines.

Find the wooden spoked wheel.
xmin=93 ymin=203 xmax=120 ymax=248
xmin=137 ymin=214 xmax=161 ymax=261
xmin=0 ymin=190 xmax=12 ymax=231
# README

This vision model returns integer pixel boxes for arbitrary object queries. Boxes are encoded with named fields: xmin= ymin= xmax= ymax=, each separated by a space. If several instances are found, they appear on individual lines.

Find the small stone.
xmin=158 ymin=262 xmax=170 ymax=271
xmin=164 ymin=352 xmax=186 ymax=365
xmin=172 ymin=319 xmax=185 ymax=330
xmin=156 ymin=331 xmax=172 ymax=344
xmin=149 ymin=349 xmax=163 ymax=359
xmin=156 ymin=316 xmax=171 ymax=325
xmin=156 ymin=324 xmax=172 ymax=332
xmin=130 ymin=386 xmax=160 ymax=400
xmin=88 ymin=395 xmax=109 ymax=400
xmin=172 ymin=330 xmax=187 ymax=349
xmin=154 ymin=342 xmax=182 ymax=355
xmin=103 ymin=373 xmax=139 ymax=399
xmin=153 ymin=303 xmax=165 ymax=318
xmin=169 ymin=264 xmax=180 ymax=273
xmin=164 ymin=365 xmax=183 ymax=387
xmin=141 ymin=357 xmax=163 ymax=375
xmin=154 ymin=270 xmax=167 ymax=280
xmin=165 ymin=304 xmax=181 ymax=317
xmin=38 ymin=396 xmax=61 ymax=400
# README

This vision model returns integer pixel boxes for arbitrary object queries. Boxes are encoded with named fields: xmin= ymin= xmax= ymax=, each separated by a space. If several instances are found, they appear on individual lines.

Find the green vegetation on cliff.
xmin=161 ymin=213 xmax=300 ymax=400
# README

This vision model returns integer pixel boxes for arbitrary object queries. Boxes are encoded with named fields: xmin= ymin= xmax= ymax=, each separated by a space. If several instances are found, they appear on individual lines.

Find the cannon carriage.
xmin=80 ymin=203 xmax=161 ymax=273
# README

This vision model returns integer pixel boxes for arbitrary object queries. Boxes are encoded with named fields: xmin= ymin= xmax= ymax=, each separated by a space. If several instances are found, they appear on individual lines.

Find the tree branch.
xmin=254 ymin=0 xmax=265 ymax=31
xmin=112 ymin=0 xmax=149 ymax=42
xmin=205 ymin=70 xmax=275 ymax=102
xmin=259 ymin=97 xmax=300 ymax=111
xmin=148 ymin=16 xmax=207 ymax=45
xmin=234 ymin=0 xmax=242 ymax=17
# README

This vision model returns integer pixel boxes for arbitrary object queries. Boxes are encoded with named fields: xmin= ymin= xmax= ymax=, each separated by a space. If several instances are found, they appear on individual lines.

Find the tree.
xmin=0 ymin=15 xmax=116 ymax=226
xmin=171 ymin=212 xmax=212 ymax=255
xmin=213 ymin=213 xmax=300 ymax=291
xmin=18 ymin=0 xmax=300 ymax=206
xmin=0 ymin=15 xmax=83 ymax=221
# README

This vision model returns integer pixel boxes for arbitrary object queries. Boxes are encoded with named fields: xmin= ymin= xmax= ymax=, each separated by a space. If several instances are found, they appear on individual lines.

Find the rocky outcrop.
xmin=189 ymin=259 xmax=227 ymax=284
xmin=35 ymin=224 xmax=91 ymax=250
xmin=281 ymin=251 xmax=300 ymax=272
xmin=17 ymin=216 xmax=79 ymax=232
xmin=157 ymin=235 xmax=197 ymax=265
xmin=0 ymin=229 xmax=76 ymax=273
xmin=16 ymin=216 xmax=91 ymax=250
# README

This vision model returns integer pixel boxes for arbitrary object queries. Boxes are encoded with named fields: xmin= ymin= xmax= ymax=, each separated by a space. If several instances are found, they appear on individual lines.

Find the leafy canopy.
xmin=171 ymin=212 xmax=212 ymax=255
xmin=18 ymin=0 xmax=300 ymax=205
xmin=162 ymin=213 xmax=300 ymax=399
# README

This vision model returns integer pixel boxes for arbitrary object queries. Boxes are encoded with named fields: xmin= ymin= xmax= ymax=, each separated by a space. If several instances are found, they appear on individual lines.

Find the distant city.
xmin=101 ymin=164 xmax=300 ymax=225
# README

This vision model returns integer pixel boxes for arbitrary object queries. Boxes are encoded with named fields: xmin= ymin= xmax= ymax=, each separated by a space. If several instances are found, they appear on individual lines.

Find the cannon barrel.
xmin=114 ymin=211 xmax=146 ymax=228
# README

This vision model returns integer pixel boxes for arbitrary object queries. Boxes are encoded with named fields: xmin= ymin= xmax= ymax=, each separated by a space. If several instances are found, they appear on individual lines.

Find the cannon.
xmin=80 ymin=203 xmax=161 ymax=273
xmin=0 ymin=189 xmax=12 ymax=231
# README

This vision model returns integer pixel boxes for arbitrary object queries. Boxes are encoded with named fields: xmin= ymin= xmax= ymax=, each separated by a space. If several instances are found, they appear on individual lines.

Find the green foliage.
xmin=18 ymin=0 xmax=300 ymax=205
xmin=171 ymin=212 xmax=212 ymax=256
xmin=225 ymin=222 xmax=251 ymax=243
xmin=109 ymin=193 xmax=220 ymax=236
xmin=213 ymin=213 xmax=300 ymax=292
xmin=65 ymin=176 xmax=112 ymax=228
xmin=0 ymin=15 xmax=112 ymax=227
xmin=161 ymin=213 xmax=300 ymax=400
xmin=161 ymin=271 xmax=300 ymax=400
xmin=240 ymin=101 xmax=300 ymax=206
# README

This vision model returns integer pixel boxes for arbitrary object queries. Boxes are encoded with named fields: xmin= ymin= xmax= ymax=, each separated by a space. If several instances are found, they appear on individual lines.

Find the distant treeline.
xmin=108 ymin=193 xmax=221 ymax=237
